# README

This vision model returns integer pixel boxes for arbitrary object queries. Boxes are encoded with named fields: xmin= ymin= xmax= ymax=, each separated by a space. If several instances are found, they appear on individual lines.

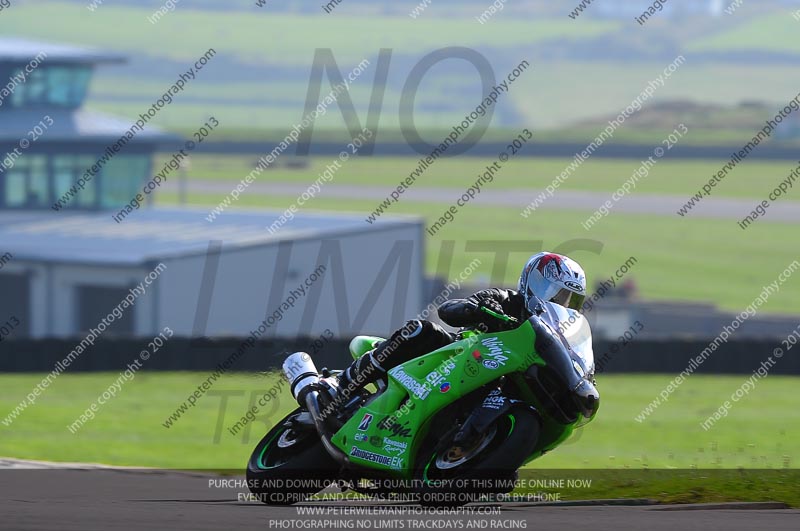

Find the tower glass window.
xmin=1 ymin=154 xmax=49 ymax=208
xmin=9 ymin=65 xmax=92 ymax=108
xmin=100 ymin=155 xmax=150 ymax=209
xmin=53 ymin=155 xmax=97 ymax=209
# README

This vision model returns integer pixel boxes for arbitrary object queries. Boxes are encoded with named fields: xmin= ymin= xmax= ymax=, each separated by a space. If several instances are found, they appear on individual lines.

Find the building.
xmin=0 ymin=38 xmax=178 ymax=210
xmin=0 ymin=208 xmax=424 ymax=339
xmin=0 ymin=39 xmax=424 ymax=340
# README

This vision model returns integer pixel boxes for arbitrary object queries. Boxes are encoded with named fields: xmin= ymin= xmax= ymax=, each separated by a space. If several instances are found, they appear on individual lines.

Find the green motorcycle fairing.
xmin=333 ymin=320 xmax=576 ymax=477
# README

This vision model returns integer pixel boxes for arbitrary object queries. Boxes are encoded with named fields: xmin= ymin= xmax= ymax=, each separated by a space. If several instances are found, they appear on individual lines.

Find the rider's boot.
xmin=336 ymin=319 xmax=451 ymax=399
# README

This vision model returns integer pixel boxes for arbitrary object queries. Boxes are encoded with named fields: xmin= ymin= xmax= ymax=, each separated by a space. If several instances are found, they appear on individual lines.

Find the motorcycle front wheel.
xmin=415 ymin=405 xmax=540 ymax=507
xmin=246 ymin=408 xmax=339 ymax=505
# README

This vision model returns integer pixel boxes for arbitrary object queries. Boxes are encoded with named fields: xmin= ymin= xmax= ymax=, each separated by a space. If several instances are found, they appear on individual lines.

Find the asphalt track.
xmin=1 ymin=462 xmax=797 ymax=531
xmin=163 ymin=181 xmax=800 ymax=223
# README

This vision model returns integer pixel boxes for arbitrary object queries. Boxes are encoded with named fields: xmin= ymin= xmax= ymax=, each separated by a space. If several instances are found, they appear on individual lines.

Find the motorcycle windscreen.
xmin=542 ymin=303 xmax=595 ymax=376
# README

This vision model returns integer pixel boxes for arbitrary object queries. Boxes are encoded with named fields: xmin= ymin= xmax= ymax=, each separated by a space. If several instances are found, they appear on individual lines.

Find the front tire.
xmin=246 ymin=408 xmax=339 ymax=505
xmin=416 ymin=406 xmax=540 ymax=507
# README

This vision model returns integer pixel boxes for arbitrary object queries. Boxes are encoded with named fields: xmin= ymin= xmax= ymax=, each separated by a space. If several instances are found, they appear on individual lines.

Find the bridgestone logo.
xmin=350 ymin=446 xmax=391 ymax=465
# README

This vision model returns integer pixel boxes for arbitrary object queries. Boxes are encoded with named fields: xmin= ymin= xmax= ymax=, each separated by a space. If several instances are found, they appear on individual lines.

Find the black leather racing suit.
xmin=337 ymin=288 xmax=532 ymax=392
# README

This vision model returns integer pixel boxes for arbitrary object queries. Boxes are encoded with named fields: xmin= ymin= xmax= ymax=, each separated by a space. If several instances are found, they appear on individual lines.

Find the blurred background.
xmin=0 ymin=0 xmax=798 ymax=495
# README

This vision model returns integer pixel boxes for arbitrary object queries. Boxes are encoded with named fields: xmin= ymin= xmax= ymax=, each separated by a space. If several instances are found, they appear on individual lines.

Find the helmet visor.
xmin=550 ymin=288 xmax=586 ymax=311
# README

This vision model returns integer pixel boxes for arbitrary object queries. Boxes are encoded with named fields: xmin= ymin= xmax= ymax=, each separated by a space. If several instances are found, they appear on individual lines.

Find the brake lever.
xmin=479 ymin=305 xmax=518 ymax=324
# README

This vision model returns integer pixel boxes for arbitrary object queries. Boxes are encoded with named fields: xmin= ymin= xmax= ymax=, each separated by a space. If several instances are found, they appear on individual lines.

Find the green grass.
xmin=0 ymin=373 xmax=796 ymax=470
xmin=172 ymin=154 xmax=800 ymax=201
xmin=157 ymin=187 xmax=800 ymax=315
xmin=512 ymin=469 xmax=800 ymax=507
xmin=1 ymin=373 xmax=797 ymax=504
xmin=0 ymin=372 xmax=299 ymax=468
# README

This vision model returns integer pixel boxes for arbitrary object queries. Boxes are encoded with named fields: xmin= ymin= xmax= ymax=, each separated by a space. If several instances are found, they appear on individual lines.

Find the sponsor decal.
xmin=354 ymin=433 xmax=367 ymax=442
xmin=357 ymin=413 xmax=373 ymax=431
xmin=350 ymin=446 xmax=404 ymax=469
xmin=425 ymin=357 xmax=456 ymax=388
xmin=482 ymin=390 xmax=505 ymax=410
xmin=465 ymin=361 xmax=480 ymax=377
xmin=389 ymin=366 xmax=431 ymax=400
xmin=440 ymin=382 xmax=451 ymax=393
xmin=480 ymin=337 xmax=510 ymax=367
xmin=369 ymin=435 xmax=382 ymax=447
xmin=382 ymin=437 xmax=408 ymax=454
xmin=483 ymin=359 xmax=500 ymax=370
xmin=565 ymin=280 xmax=584 ymax=292
xmin=378 ymin=416 xmax=412 ymax=438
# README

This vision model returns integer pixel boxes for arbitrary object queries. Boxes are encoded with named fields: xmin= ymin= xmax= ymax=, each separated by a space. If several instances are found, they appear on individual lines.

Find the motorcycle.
xmin=246 ymin=300 xmax=599 ymax=506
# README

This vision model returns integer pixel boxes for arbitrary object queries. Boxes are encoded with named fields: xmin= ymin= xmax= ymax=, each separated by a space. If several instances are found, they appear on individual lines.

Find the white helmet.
xmin=519 ymin=252 xmax=587 ymax=312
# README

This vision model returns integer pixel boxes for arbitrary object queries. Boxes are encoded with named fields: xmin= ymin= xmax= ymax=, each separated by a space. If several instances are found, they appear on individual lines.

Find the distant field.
xmin=688 ymin=12 xmax=800 ymax=55
xmin=86 ymin=60 xmax=800 ymax=132
xmin=169 ymin=154 xmax=800 ymax=201
xmin=0 ymin=3 xmax=616 ymax=65
xmin=5 ymin=3 xmax=800 ymax=132
xmin=156 ymin=187 xmax=800 ymax=315
xmin=0 ymin=373 xmax=796 ymax=472
xmin=512 ymin=61 xmax=800 ymax=131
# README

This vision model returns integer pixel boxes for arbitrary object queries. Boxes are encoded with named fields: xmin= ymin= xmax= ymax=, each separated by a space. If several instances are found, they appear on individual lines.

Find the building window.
xmin=0 ymin=152 xmax=149 ymax=210
xmin=1 ymin=154 xmax=48 ymax=208
xmin=54 ymin=155 xmax=97 ymax=209
xmin=101 ymin=155 xmax=149 ymax=209
xmin=9 ymin=66 xmax=92 ymax=108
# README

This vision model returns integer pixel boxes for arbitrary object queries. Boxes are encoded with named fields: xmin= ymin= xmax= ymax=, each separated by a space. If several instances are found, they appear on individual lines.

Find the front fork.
xmin=452 ymin=386 xmax=533 ymax=448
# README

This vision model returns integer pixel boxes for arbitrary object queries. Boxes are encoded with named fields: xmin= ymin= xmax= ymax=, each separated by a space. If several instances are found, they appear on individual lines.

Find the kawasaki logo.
xmin=389 ymin=367 xmax=431 ymax=400
xmin=383 ymin=437 xmax=408 ymax=454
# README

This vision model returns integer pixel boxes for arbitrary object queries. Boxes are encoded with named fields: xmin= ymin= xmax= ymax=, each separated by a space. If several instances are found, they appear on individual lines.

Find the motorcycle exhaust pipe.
xmin=283 ymin=352 xmax=320 ymax=405
xmin=282 ymin=352 xmax=350 ymax=467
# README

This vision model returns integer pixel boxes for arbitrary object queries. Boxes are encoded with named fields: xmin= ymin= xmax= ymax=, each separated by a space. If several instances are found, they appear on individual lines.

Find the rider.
xmin=335 ymin=252 xmax=587 ymax=396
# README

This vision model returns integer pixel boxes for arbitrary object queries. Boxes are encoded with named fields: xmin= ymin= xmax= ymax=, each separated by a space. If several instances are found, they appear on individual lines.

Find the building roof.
xmin=0 ymin=208 xmax=422 ymax=266
xmin=0 ymin=109 xmax=180 ymax=144
xmin=0 ymin=38 xmax=126 ymax=65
